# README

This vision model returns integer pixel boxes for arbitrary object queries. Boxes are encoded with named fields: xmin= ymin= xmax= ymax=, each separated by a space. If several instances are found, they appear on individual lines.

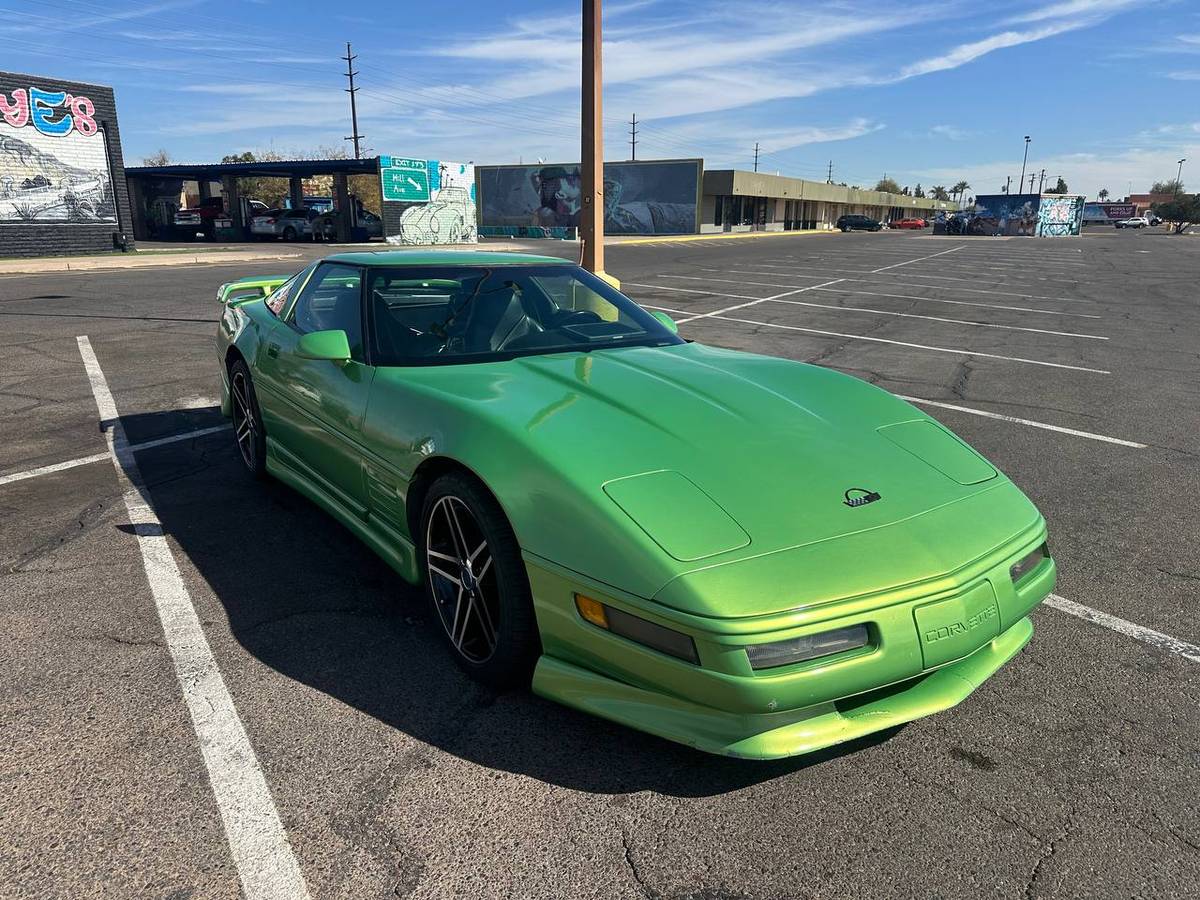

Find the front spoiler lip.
xmin=532 ymin=616 xmax=1034 ymax=760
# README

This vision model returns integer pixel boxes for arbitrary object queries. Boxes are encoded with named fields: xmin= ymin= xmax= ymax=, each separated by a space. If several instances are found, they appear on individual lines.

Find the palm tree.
xmin=929 ymin=185 xmax=951 ymax=201
xmin=952 ymin=180 xmax=970 ymax=206
xmin=1098 ymin=188 xmax=1109 ymax=201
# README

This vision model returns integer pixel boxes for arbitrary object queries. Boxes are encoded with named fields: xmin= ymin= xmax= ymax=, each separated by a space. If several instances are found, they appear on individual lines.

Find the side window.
xmin=264 ymin=274 xmax=298 ymax=317
xmin=291 ymin=264 xmax=365 ymax=361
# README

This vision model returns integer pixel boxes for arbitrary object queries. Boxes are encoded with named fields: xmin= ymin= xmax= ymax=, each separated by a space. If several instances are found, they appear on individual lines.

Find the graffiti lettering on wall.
xmin=1036 ymin=196 xmax=1084 ymax=237
xmin=381 ymin=158 xmax=477 ymax=245
xmin=1 ymin=83 xmax=114 ymax=224
xmin=478 ymin=159 xmax=701 ymax=235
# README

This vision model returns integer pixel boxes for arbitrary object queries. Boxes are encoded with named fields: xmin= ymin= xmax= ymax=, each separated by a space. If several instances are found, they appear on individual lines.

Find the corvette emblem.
xmin=843 ymin=488 xmax=882 ymax=508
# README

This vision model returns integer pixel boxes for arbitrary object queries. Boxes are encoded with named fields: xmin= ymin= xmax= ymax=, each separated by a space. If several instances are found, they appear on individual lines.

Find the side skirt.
xmin=265 ymin=438 xmax=420 ymax=585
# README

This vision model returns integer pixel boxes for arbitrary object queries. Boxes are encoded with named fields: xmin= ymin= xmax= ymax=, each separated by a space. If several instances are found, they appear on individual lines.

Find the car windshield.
xmin=368 ymin=264 xmax=683 ymax=366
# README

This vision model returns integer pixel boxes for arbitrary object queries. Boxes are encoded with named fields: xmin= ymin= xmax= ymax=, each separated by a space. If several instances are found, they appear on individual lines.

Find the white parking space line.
xmin=1045 ymin=594 xmax=1200 ymax=664
xmin=666 ymin=275 xmax=1102 ymax=318
xmin=763 ymin=297 xmax=1108 ymax=340
xmin=673 ymin=279 xmax=846 ymax=325
xmin=624 ymin=282 xmax=763 ymax=302
xmin=639 ymin=306 xmax=1111 ymax=373
xmin=897 ymin=396 xmax=1146 ymax=448
xmin=707 ymin=263 xmax=1089 ymax=294
xmin=813 ymin=287 xmax=1102 ymax=319
xmin=0 ymin=451 xmax=110 ymax=487
xmin=0 ymin=425 xmax=233 ymax=489
xmin=76 ymin=336 xmax=312 ymax=900
xmin=870 ymin=244 xmax=965 ymax=272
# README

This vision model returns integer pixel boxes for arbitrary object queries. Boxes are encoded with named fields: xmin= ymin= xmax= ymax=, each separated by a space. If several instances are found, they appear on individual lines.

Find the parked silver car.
xmin=250 ymin=207 xmax=318 ymax=241
xmin=311 ymin=209 xmax=384 ymax=241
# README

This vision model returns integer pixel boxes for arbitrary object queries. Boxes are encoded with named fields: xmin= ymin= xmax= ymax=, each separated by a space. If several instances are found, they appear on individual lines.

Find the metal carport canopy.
xmin=126 ymin=157 xmax=381 ymax=179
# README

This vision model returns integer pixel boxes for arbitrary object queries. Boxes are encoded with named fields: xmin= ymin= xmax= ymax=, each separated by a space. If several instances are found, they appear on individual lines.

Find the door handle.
xmin=267 ymin=342 xmax=280 ymax=358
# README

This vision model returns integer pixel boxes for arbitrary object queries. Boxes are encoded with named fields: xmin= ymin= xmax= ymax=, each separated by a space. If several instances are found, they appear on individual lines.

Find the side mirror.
xmin=296 ymin=329 xmax=352 ymax=363
xmin=649 ymin=310 xmax=678 ymax=334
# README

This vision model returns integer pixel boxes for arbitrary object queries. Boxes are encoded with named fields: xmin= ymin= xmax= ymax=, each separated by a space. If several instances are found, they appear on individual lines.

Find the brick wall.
xmin=1 ymin=70 xmax=135 ymax=258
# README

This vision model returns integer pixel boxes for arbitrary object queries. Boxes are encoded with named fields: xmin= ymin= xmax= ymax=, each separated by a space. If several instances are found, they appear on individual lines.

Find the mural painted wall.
xmin=1 ymin=84 xmax=115 ymax=224
xmin=0 ymin=70 xmax=133 ymax=257
xmin=970 ymin=194 xmax=1041 ymax=236
xmin=379 ymin=157 xmax=476 ymax=245
xmin=1035 ymin=195 xmax=1084 ymax=236
xmin=477 ymin=159 xmax=702 ymax=236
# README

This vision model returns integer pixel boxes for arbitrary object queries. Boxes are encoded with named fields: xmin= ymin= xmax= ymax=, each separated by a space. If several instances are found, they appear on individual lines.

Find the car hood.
xmin=409 ymin=342 xmax=1027 ymax=604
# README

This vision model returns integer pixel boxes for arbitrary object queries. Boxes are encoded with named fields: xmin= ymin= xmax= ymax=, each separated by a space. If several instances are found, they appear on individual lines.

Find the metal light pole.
xmin=1018 ymin=136 xmax=1031 ymax=195
xmin=581 ymin=0 xmax=608 ymax=282
xmin=1176 ymin=158 xmax=1186 ymax=195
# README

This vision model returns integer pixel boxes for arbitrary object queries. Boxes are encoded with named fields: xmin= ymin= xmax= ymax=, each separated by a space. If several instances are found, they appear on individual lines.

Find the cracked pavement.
xmin=1 ymin=230 xmax=1198 ymax=899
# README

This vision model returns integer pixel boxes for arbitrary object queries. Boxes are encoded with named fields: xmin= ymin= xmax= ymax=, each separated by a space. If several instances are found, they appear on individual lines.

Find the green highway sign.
xmin=380 ymin=157 xmax=431 ymax=202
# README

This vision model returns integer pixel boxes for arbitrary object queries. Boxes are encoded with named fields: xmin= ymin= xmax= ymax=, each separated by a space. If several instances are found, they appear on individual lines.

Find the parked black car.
xmin=836 ymin=214 xmax=883 ymax=232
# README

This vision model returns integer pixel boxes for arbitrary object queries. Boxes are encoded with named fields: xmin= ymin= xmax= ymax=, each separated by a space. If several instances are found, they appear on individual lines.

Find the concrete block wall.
xmin=1 ymin=70 xmax=134 ymax=258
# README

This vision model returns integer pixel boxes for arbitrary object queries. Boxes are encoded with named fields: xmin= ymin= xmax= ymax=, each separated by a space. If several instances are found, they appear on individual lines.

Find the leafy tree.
xmin=1152 ymin=195 xmax=1200 ymax=233
xmin=874 ymin=177 xmax=901 ymax=194
xmin=1043 ymin=176 xmax=1069 ymax=194
xmin=929 ymin=185 xmax=950 ymax=200
xmin=1150 ymin=179 xmax=1184 ymax=194
xmin=1098 ymin=188 xmax=1109 ymax=201
xmin=142 ymin=149 xmax=172 ymax=166
xmin=913 ymin=183 xmax=925 ymax=198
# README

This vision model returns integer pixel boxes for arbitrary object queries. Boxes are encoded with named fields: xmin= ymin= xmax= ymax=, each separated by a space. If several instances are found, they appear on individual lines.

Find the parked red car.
xmin=891 ymin=217 xmax=927 ymax=229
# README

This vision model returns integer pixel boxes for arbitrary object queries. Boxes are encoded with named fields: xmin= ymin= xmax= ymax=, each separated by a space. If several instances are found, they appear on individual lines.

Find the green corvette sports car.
xmin=215 ymin=250 xmax=1055 ymax=759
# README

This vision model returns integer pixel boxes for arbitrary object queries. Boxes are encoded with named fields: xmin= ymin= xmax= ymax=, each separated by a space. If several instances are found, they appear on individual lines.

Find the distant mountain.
xmin=0 ymin=129 xmax=96 ymax=189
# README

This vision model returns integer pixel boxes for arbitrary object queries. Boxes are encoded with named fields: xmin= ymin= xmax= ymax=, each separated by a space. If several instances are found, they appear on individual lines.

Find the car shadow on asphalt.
xmin=124 ymin=406 xmax=903 ymax=799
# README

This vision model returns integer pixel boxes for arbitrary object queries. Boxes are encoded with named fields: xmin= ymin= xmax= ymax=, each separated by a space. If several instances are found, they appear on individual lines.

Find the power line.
xmin=342 ymin=42 xmax=364 ymax=159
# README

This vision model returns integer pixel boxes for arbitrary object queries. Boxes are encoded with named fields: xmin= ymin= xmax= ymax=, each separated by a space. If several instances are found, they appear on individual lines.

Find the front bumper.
xmin=526 ymin=525 xmax=1054 ymax=759
xmin=534 ymin=616 xmax=1032 ymax=759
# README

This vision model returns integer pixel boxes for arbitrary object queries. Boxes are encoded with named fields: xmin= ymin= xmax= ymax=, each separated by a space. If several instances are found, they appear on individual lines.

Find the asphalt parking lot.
xmin=2 ymin=228 xmax=1198 ymax=900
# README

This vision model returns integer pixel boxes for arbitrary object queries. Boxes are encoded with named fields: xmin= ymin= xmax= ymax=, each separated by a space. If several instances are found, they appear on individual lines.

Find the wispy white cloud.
xmin=930 ymin=124 xmax=973 ymax=140
xmin=1166 ymin=70 xmax=1200 ymax=79
xmin=898 ymin=21 xmax=1084 ymax=78
xmin=1005 ymin=0 xmax=1144 ymax=25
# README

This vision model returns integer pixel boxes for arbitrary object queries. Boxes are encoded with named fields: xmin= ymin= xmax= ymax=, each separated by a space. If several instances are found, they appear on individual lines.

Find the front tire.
xmin=421 ymin=472 xmax=539 ymax=688
xmin=229 ymin=360 xmax=267 ymax=479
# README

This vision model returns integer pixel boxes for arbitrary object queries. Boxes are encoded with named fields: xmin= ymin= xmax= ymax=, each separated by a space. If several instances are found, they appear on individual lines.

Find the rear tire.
xmin=283 ymin=226 xmax=297 ymax=241
xmin=420 ymin=472 xmax=539 ymax=689
xmin=229 ymin=360 xmax=267 ymax=479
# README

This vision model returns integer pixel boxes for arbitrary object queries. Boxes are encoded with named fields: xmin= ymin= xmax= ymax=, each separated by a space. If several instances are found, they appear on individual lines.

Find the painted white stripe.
xmin=0 ymin=452 xmax=110 ymax=487
xmin=812 ymin=286 xmax=1102 ymax=319
xmin=1045 ymin=594 xmax=1200 ymax=664
xmin=896 ymin=396 xmax=1146 ymax=448
xmin=654 ymin=275 xmax=1104 ymax=332
xmin=871 ymin=244 xmax=965 ymax=272
xmin=744 ymin=262 xmax=1083 ymax=291
xmin=76 ymin=336 xmax=311 ymax=900
xmin=674 ymin=279 xmax=846 ymax=325
xmin=0 ymin=425 xmax=232 ymax=489
xmin=693 ymin=268 xmax=1095 ymax=307
xmin=624 ymin=281 xmax=762 ymax=302
xmin=762 ymin=297 xmax=1107 ymax=340
xmin=639 ymin=306 xmax=1110 ymax=373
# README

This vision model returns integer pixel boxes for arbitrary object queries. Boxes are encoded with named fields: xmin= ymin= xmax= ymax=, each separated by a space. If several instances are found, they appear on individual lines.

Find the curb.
xmin=616 ymin=230 xmax=837 ymax=246
xmin=0 ymin=250 xmax=305 ymax=276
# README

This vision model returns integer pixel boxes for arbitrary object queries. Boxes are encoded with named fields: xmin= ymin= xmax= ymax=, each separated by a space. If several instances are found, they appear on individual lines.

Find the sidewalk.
xmin=0 ymin=246 xmax=306 ymax=275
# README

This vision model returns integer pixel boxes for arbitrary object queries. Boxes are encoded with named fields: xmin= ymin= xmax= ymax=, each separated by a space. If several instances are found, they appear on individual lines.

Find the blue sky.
xmin=3 ymin=0 xmax=1197 ymax=197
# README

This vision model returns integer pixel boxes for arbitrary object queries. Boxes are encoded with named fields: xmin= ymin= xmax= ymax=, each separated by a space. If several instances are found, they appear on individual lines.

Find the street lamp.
xmin=1018 ymin=136 xmax=1031 ymax=196
xmin=1176 ymin=158 xmax=1186 ymax=196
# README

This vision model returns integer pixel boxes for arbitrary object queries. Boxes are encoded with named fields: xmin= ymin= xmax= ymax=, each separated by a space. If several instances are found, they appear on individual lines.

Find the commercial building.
xmin=126 ymin=155 xmax=477 ymax=245
xmin=1 ymin=69 xmax=135 ymax=258
xmin=701 ymin=170 xmax=956 ymax=232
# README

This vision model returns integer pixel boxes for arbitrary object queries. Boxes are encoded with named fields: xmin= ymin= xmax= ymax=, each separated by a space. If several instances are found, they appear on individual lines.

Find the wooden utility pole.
xmin=753 ymin=142 xmax=760 ymax=172
xmin=342 ymin=43 xmax=364 ymax=159
xmin=581 ymin=0 xmax=606 ymax=279
xmin=629 ymin=113 xmax=638 ymax=160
